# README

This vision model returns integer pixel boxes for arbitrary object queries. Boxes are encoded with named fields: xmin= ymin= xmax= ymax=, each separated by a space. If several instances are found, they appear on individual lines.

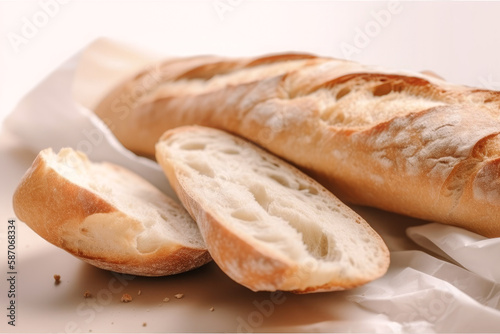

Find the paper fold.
xmin=349 ymin=250 xmax=500 ymax=333
xmin=3 ymin=39 xmax=176 ymax=198
xmin=407 ymin=223 xmax=500 ymax=283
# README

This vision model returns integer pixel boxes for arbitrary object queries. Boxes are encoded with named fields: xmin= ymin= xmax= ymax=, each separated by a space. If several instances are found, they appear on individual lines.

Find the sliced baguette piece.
xmin=12 ymin=147 xmax=211 ymax=276
xmin=155 ymin=126 xmax=390 ymax=292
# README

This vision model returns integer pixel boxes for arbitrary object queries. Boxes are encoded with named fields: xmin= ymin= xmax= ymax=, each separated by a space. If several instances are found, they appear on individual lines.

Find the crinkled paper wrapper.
xmin=4 ymin=38 xmax=500 ymax=333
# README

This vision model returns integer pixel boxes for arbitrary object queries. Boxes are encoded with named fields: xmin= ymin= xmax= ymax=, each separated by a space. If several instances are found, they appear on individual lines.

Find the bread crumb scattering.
xmin=174 ymin=293 xmax=184 ymax=299
xmin=137 ymin=290 xmax=142 ymax=296
xmin=142 ymin=322 xmax=147 ymax=327
xmin=163 ymin=297 xmax=170 ymax=303
xmin=83 ymin=291 xmax=92 ymax=298
xmin=53 ymin=274 xmax=61 ymax=285
xmin=121 ymin=293 xmax=133 ymax=303
xmin=209 ymin=307 xmax=215 ymax=312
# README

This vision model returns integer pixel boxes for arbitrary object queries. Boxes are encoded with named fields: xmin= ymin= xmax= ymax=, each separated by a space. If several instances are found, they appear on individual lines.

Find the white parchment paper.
xmin=4 ymin=39 xmax=500 ymax=333
xmin=3 ymin=39 xmax=177 ymax=199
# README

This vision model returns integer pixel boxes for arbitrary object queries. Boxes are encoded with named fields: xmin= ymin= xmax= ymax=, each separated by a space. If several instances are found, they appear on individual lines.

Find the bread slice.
xmin=155 ymin=126 xmax=389 ymax=292
xmin=12 ymin=148 xmax=211 ymax=276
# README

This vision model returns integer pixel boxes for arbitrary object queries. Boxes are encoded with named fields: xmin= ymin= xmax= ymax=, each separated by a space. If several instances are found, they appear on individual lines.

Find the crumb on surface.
xmin=121 ymin=293 xmax=133 ymax=303
xmin=209 ymin=307 xmax=215 ymax=312
xmin=163 ymin=297 xmax=170 ymax=303
xmin=142 ymin=322 xmax=147 ymax=327
xmin=54 ymin=274 xmax=61 ymax=285
xmin=137 ymin=290 xmax=142 ymax=296
xmin=174 ymin=293 xmax=184 ymax=299
xmin=83 ymin=290 xmax=92 ymax=298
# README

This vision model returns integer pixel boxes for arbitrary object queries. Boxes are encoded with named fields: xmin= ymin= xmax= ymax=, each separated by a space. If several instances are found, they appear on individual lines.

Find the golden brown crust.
xmin=13 ymin=153 xmax=114 ymax=244
xmin=95 ymin=53 xmax=500 ymax=237
xmin=78 ymin=245 xmax=211 ymax=277
xmin=12 ymin=150 xmax=211 ymax=276
xmin=156 ymin=126 xmax=390 ymax=292
xmin=158 ymin=156 xmax=292 ymax=291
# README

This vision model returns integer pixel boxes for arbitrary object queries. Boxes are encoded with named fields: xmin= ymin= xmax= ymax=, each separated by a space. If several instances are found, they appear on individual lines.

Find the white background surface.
xmin=2 ymin=0 xmax=500 ymax=123
xmin=2 ymin=1 xmax=500 ymax=333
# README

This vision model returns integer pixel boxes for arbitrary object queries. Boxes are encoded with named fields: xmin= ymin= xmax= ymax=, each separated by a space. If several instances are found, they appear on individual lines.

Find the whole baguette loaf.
xmin=13 ymin=148 xmax=211 ymax=276
xmin=156 ymin=126 xmax=390 ymax=292
xmin=95 ymin=53 xmax=500 ymax=237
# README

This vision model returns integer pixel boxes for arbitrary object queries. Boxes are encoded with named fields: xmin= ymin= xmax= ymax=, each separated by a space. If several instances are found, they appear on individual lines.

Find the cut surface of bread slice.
xmin=13 ymin=148 xmax=211 ymax=276
xmin=156 ymin=126 xmax=390 ymax=292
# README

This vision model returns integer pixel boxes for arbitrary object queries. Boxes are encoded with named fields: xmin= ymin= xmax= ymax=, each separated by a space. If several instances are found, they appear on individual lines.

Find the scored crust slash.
xmin=94 ymin=52 xmax=500 ymax=237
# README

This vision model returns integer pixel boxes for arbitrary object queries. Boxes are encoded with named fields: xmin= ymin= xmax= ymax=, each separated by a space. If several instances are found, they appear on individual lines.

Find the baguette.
xmin=155 ymin=126 xmax=390 ymax=292
xmin=95 ymin=53 xmax=500 ymax=237
xmin=12 ymin=148 xmax=211 ymax=276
